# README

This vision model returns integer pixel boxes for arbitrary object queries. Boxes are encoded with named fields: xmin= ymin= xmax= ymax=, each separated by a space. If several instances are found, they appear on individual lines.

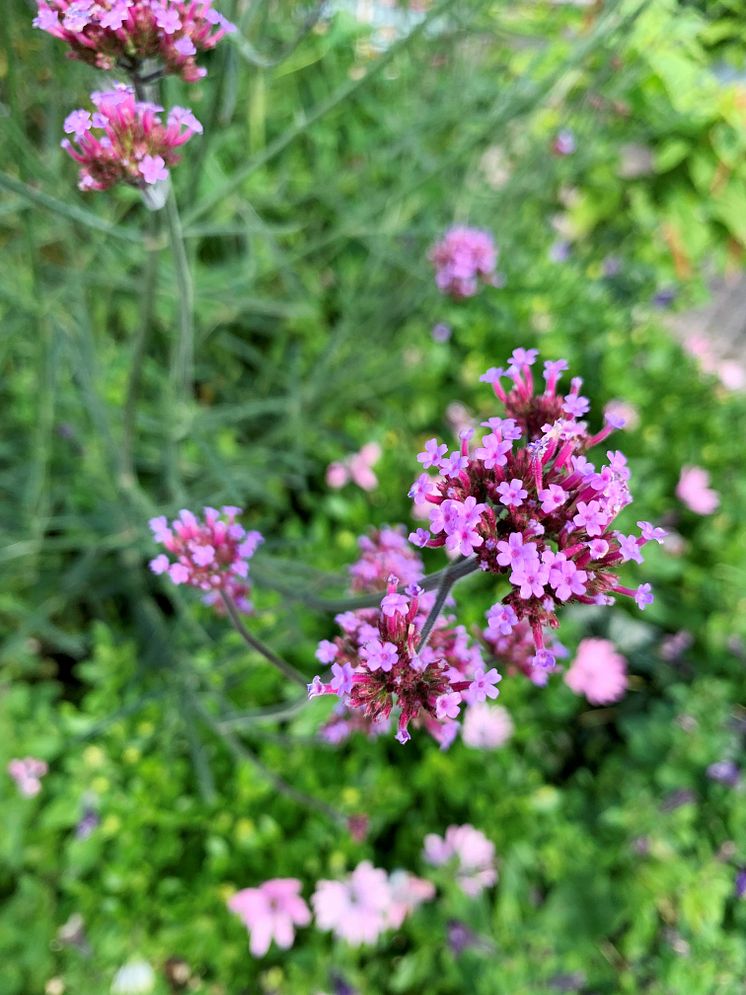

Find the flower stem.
xmin=121 ymin=210 xmax=161 ymax=486
xmin=220 ymin=591 xmax=308 ymax=687
xmin=416 ymin=559 xmax=461 ymax=652
xmin=165 ymin=187 xmax=194 ymax=399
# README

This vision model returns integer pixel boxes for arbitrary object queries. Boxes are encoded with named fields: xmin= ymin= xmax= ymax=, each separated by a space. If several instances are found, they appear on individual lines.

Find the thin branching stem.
xmin=191 ymin=695 xmax=345 ymax=824
xmin=416 ymin=559 xmax=462 ymax=652
xmin=164 ymin=188 xmax=194 ymax=398
xmin=220 ymin=591 xmax=308 ymax=687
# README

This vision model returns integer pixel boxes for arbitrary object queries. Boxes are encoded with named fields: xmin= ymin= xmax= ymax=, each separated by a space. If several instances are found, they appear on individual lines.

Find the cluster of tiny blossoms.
xmin=228 ymin=863 xmax=434 ymax=956
xmin=430 ymin=226 xmax=498 ymax=299
xmin=33 ymin=0 xmax=235 ymax=80
xmin=149 ymin=507 xmax=262 ymax=614
xmin=423 ymin=824 xmax=497 ymax=896
xmin=62 ymin=85 xmax=201 ymax=191
xmin=409 ymin=348 xmax=665 ymax=675
xmin=311 ymin=530 xmax=499 ymax=747
xmin=7 ymin=757 xmax=48 ymax=797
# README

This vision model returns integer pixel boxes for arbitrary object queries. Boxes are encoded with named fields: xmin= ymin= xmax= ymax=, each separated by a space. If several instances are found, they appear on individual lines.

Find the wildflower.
xmin=325 ymin=442 xmax=381 ymax=492
xmin=33 ymin=0 xmax=235 ymax=81
xmin=349 ymin=526 xmax=423 ymax=592
xmin=7 ymin=757 xmax=48 ymax=797
xmin=706 ymin=761 xmax=740 ymax=788
xmin=111 ymin=961 xmax=156 ymax=995
xmin=552 ymin=129 xmax=576 ymax=155
xmin=432 ymin=322 xmax=452 ymax=342
xmin=410 ymin=348 xmax=661 ymax=666
xmin=423 ymin=824 xmax=497 ymax=896
xmin=385 ymin=871 xmax=435 ymax=929
xmin=312 ymin=862 xmax=392 ymax=945
xmin=228 ymin=879 xmax=311 ymax=957
xmin=430 ymin=226 xmax=498 ymax=298
xmin=62 ymin=86 xmax=201 ymax=192
xmin=564 ymin=638 xmax=628 ymax=705
xmin=461 ymin=703 xmax=513 ymax=749
xmin=676 ymin=465 xmax=720 ymax=515
xmin=148 ymin=506 xmax=262 ymax=613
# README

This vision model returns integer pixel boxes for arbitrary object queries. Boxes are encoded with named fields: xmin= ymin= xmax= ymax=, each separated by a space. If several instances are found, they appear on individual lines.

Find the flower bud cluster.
xmin=410 ymin=348 xmax=665 ymax=674
xmin=34 ymin=0 xmax=235 ymax=80
xmin=62 ymin=85 xmax=201 ymax=191
xmin=149 ymin=506 xmax=262 ymax=613
xmin=429 ymin=226 xmax=498 ymax=298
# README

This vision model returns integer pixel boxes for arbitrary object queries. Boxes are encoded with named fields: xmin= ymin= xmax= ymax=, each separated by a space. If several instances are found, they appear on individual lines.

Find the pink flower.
xmin=385 ymin=871 xmax=435 ymax=929
xmin=33 ymin=0 xmax=235 ymax=82
xmin=676 ymin=466 xmax=720 ymax=515
xmin=228 ymin=879 xmax=310 ymax=957
xmin=423 ymin=824 xmax=497 ymax=896
xmin=62 ymin=86 xmax=200 ymax=192
xmin=564 ymin=638 xmax=628 ymax=705
xmin=461 ymin=703 xmax=514 ymax=749
xmin=7 ymin=757 xmax=48 ymax=797
xmin=312 ymin=861 xmax=392 ymax=945
xmin=430 ymin=227 xmax=498 ymax=299
xmin=148 ymin=506 xmax=262 ymax=613
xmin=326 ymin=442 xmax=381 ymax=492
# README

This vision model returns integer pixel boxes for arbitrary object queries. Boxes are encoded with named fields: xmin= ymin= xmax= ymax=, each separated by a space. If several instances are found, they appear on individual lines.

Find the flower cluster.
xmin=564 ymin=637 xmax=628 ymax=706
xmin=676 ymin=465 xmax=720 ymax=516
xmin=228 ymin=864 xmax=434 ymax=956
xmin=62 ymin=85 xmax=201 ymax=191
xmin=313 ymin=862 xmax=434 ymax=945
xmin=423 ymin=824 xmax=497 ymax=896
xmin=149 ymin=506 xmax=262 ymax=613
xmin=410 ymin=347 xmax=665 ymax=675
xmin=7 ymin=757 xmax=48 ymax=797
xmin=33 ymin=0 xmax=235 ymax=81
xmin=429 ymin=226 xmax=498 ymax=298
xmin=326 ymin=441 xmax=381 ymax=492
xmin=348 ymin=526 xmax=423 ymax=593
xmin=310 ymin=576 xmax=498 ymax=746
xmin=461 ymin=702 xmax=513 ymax=749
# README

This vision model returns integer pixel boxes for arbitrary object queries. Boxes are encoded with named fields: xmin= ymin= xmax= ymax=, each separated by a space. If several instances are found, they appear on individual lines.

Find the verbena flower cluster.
xmin=564 ymin=637 xmax=628 ymax=705
xmin=7 ymin=757 xmax=48 ymax=797
xmin=430 ymin=226 xmax=498 ymax=298
xmin=149 ymin=506 xmax=262 ymax=614
xmin=228 ymin=862 xmax=435 ymax=956
xmin=423 ymin=824 xmax=497 ymax=896
xmin=409 ymin=347 xmax=665 ymax=674
xmin=33 ymin=0 xmax=235 ymax=80
xmin=62 ymin=86 xmax=201 ymax=191
xmin=310 ymin=529 xmax=499 ymax=747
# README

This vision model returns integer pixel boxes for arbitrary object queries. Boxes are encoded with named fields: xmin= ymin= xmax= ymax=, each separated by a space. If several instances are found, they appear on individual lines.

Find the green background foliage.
xmin=1 ymin=0 xmax=746 ymax=992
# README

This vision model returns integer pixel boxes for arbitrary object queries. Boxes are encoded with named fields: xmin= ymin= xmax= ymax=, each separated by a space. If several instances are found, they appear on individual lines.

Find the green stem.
xmin=220 ymin=591 xmax=308 ymax=687
xmin=165 ymin=188 xmax=194 ymax=398
xmin=416 ymin=559 xmax=462 ymax=652
xmin=121 ymin=211 xmax=162 ymax=486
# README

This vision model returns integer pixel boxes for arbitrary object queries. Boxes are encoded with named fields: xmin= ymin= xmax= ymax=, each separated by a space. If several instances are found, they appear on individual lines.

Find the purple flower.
xmin=63 ymin=109 xmax=92 ymax=137
xmin=417 ymin=439 xmax=448 ymax=469
xmin=572 ymin=500 xmax=607 ymax=537
xmin=474 ymin=434 xmax=512 ymax=469
xmin=637 ymin=521 xmax=667 ymax=544
xmin=486 ymin=603 xmax=518 ymax=636
xmin=616 ymin=533 xmax=644 ymax=564
xmin=316 ymin=640 xmax=338 ymax=664
xmin=635 ymin=583 xmax=654 ymax=610
xmin=435 ymin=692 xmax=462 ymax=720
xmin=466 ymin=667 xmax=501 ymax=704
xmin=706 ymin=761 xmax=740 ymax=787
xmin=562 ymin=394 xmax=590 ymax=418
xmin=380 ymin=592 xmax=409 ymax=618
xmin=330 ymin=662 xmax=354 ymax=697
xmin=496 ymin=478 xmax=528 ymax=508
xmin=361 ymin=639 xmax=399 ymax=673
xmin=440 ymin=451 xmax=469 ymax=478
xmin=547 ymin=554 xmax=588 ymax=601
xmin=539 ymin=484 xmax=568 ymax=514
xmin=139 ymin=154 xmax=168 ymax=184
xmin=496 ymin=532 xmax=536 ymax=568
xmin=509 ymin=348 xmax=539 ymax=368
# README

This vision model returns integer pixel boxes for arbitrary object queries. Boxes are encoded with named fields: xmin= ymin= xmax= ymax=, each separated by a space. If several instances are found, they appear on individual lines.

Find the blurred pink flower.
xmin=423 ymin=824 xmax=497 ymax=896
xmin=385 ymin=871 xmax=435 ymax=929
xmin=228 ymin=879 xmax=310 ymax=957
xmin=7 ymin=757 xmax=48 ymax=797
xmin=604 ymin=399 xmax=639 ymax=431
xmin=676 ymin=466 xmax=720 ymax=515
xmin=312 ymin=861 xmax=391 ymax=945
xmin=564 ymin=638 xmax=628 ymax=706
xmin=461 ymin=703 xmax=514 ymax=749
xmin=326 ymin=442 xmax=381 ymax=492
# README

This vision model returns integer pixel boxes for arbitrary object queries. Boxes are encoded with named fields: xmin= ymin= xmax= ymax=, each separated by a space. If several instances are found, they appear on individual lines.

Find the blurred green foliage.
xmin=1 ymin=0 xmax=746 ymax=992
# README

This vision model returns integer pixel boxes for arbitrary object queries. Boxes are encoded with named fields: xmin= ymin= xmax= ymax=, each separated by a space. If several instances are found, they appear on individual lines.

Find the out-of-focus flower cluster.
xmin=676 ymin=465 xmax=720 ymax=516
xmin=563 ymin=637 xmax=628 ymax=705
xmin=326 ymin=441 xmax=381 ymax=492
xmin=310 ymin=529 xmax=502 ymax=747
xmin=228 ymin=863 xmax=435 ymax=956
xmin=7 ymin=757 xmax=48 ymax=797
xmin=410 ymin=347 xmax=665 ymax=676
xmin=62 ymin=85 xmax=201 ymax=191
xmin=33 ymin=0 xmax=235 ymax=81
xmin=423 ymin=824 xmax=497 ymax=896
xmin=430 ymin=226 xmax=498 ymax=298
xmin=149 ymin=506 xmax=262 ymax=614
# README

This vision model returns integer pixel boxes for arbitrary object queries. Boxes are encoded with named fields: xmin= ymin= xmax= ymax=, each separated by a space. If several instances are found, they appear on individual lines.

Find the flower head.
xmin=62 ymin=86 xmax=200 ymax=191
xmin=7 ymin=757 xmax=48 ymax=797
xmin=228 ymin=879 xmax=311 ymax=957
xmin=676 ymin=465 xmax=720 ymax=515
xmin=34 ymin=0 xmax=235 ymax=81
xmin=423 ymin=824 xmax=497 ymax=896
xmin=564 ymin=638 xmax=627 ymax=705
xmin=430 ymin=226 xmax=498 ymax=298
